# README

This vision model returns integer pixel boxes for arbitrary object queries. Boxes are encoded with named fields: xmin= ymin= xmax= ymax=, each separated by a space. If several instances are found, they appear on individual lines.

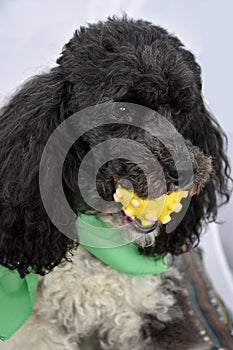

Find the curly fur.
xmin=0 ymin=15 xmax=232 ymax=349
xmin=7 ymin=248 xmax=210 ymax=350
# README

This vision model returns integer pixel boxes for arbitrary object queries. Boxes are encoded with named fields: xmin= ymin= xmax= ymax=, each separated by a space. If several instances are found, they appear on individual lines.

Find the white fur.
xmin=5 ymin=246 xmax=185 ymax=350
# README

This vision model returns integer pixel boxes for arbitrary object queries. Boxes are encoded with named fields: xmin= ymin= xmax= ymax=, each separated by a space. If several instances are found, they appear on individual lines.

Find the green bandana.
xmin=76 ymin=213 xmax=167 ymax=276
xmin=0 ymin=213 xmax=166 ymax=341
xmin=0 ymin=265 xmax=38 ymax=341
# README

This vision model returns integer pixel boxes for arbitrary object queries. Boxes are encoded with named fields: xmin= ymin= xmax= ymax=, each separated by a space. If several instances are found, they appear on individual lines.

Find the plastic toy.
xmin=114 ymin=185 xmax=188 ymax=226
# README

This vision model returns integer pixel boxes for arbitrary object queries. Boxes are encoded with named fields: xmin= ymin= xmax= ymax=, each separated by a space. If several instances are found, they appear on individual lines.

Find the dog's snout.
xmin=167 ymin=161 xmax=197 ymax=187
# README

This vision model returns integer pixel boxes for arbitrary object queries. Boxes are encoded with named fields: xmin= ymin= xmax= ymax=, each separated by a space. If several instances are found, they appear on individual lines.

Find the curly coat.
xmin=1 ymin=16 xmax=233 ymax=350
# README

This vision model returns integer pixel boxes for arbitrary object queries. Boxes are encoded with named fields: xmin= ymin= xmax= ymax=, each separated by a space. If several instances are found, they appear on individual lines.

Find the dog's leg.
xmin=96 ymin=270 xmax=181 ymax=350
xmin=98 ymin=308 xmax=144 ymax=350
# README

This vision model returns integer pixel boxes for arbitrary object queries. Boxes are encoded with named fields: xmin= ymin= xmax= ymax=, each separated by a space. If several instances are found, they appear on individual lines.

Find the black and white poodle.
xmin=0 ymin=15 xmax=232 ymax=350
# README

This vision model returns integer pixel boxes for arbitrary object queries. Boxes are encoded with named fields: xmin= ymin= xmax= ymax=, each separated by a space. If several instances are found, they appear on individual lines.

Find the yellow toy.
xmin=114 ymin=186 xmax=188 ymax=227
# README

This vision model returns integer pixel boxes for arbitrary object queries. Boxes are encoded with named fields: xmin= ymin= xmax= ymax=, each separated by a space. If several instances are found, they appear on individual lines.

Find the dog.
xmin=0 ymin=15 xmax=232 ymax=350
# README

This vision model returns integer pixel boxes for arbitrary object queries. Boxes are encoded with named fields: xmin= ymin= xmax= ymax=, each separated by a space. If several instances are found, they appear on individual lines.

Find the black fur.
xmin=0 ymin=15 xmax=232 ymax=277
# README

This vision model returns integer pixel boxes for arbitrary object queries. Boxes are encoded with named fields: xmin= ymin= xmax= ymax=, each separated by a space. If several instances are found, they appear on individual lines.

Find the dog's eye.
xmin=112 ymin=105 xmax=130 ymax=120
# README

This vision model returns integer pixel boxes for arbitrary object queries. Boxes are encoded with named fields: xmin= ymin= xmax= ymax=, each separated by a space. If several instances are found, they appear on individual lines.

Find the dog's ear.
xmin=154 ymin=102 xmax=232 ymax=257
xmin=178 ymin=103 xmax=232 ymax=252
xmin=0 ymin=68 xmax=77 ymax=277
xmin=185 ymin=102 xmax=232 ymax=215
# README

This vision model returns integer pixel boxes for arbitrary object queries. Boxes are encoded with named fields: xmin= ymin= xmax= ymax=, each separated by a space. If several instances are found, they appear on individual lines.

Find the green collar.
xmin=0 ymin=213 xmax=166 ymax=341
xmin=0 ymin=266 xmax=38 ymax=341
xmin=76 ymin=212 xmax=167 ymax=276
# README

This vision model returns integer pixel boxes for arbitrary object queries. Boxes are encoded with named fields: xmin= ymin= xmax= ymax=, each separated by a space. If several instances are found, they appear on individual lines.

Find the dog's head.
xmin=0 ymin=16 xmax=231 ymax=276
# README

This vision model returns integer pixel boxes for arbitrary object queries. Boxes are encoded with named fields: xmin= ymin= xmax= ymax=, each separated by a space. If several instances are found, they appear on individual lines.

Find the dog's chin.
xmin=98 ymin=212 xmax=160 ymax=249
xmin=131 ymin=219 xmax=158 ymax=233
xmin=117 ymin=210 xmax=159 ymax=233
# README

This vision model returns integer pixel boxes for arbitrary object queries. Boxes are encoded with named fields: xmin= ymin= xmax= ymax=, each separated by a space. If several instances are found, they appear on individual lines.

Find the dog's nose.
xmin=167 ymin=162 xmax=197 ymax=187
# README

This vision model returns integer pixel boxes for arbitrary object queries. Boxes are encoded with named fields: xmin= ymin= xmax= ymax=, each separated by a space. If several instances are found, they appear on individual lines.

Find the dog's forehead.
xmin=59 ymin=19 xmax=201 ymax=116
